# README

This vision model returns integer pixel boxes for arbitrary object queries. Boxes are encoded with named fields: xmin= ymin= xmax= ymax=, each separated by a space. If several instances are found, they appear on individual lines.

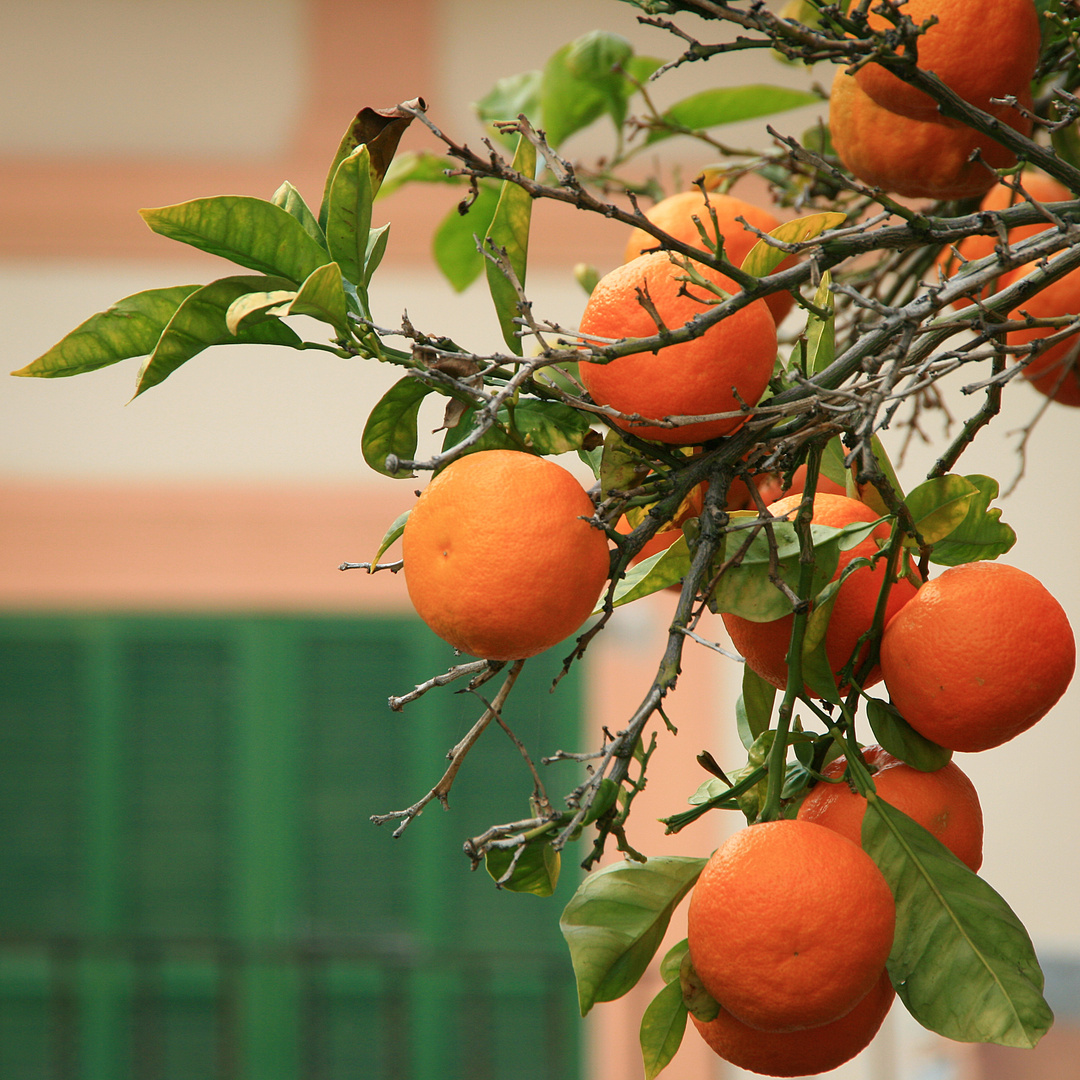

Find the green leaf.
xmin=540 ymin=32 xmax=635 ymax=147
xmin=645 ymin=84 xmax=820 ymax=145
xmin=271 ymin=181 xmax=327 ymax=250
xmin=319 ymin=102 xmax=419 ymax=228
xmin=12 ymin=285 xmax=200 ymax=378
xmin=805 ymin=271 xmax=835 ymax=376
xmin=133 ymin=276 xmax=303 ymax=397
xmin=820 ymin=435 xmax=850 ymax=492
xmin=640 ymin=979 xmax=687 ymax=1080
xmin=326 ymin=144 xmax=375 ymax=287
xmin=928 ymin=475 xmax=1016 ymax=566
xmin=377 ymin=150 xmax=460 ymax=200
xmin=433 ymin=184 xmax=502 ymax=292
xmin=560 ymin=856 xmax=707 ymax=1015
xmin=679 ymin=949 xmax=721 ymax=1022
xmin=903 ymin=475 xmax=978 ymax=547
xmin=225 ymin=290 xmax=296 ymax=335
xmin=659 ymin=939 xmax=689 ymax=984
xmin=289 ymin=261 xmax=351 ymax=337
xmin=365 ymin=223 xmax=391 ymax=284
xmin=604 ymin=535 xmax=692 ymax=610
xmin=139 ymin=197 xmax=330 ymax=285
xmin=863 ymin=798 xmax=1053 ymax=1048
xmin=598 ymin=429 xmax=647 ymax=500
xmin=485 ymin=133 xmax=537 ymax=354
xmin=736 ymin=665 xmax=777 ymax=749
xmin=485 ymin=840 xmax=561 ymax=897
xmin=509 ymin=399 xmax=594 ymax=454
xmin=866 ymin=698 xmax=952 ymax=772
xmin=440 ymin=408 xmax=522 ymax=457
xmin=371 ymin=509 xmax=410 ymax=564
xmin=362 ymin=377 xmax=434 ymax=478
xmin=581 ymin=778 xmax=621 ymax=825
xmin=741 ymin=211 xmax=846 ymax=278
xmin=475 ymin=70 xmax=544 ymax=143
xmin=709 ymin=514 xmax=845 ymax=622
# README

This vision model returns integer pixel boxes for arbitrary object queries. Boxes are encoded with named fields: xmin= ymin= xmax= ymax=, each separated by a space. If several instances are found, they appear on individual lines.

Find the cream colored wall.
xmin=3 ymin=3 xmax=1079 ymax=1080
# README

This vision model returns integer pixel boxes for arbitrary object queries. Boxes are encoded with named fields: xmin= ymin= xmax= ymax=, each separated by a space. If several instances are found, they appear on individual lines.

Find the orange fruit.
xmin=829 ymin=71 xmax=1032 ymax=201
xmin=687 ymin=819 xmax=896 ymax=1032
xmin=401 ymin=450 xmax=610 ymax=661
xmin=938 ymin=172 xmax=1073 ymax=307
xmin=691 ymin=967 xmax=895 ymax=1077
xmin=797 ymin=744 xmax=984 ymax=871
xmin=623 ymin=189 xmax=797 ymax=325
xmin=854 ymin=0 xmax=1041 ymax=123
xmin=721 ymin=493 xmax=918 ymax=694
xmin=1006 ymin=256 xmax=1080 ymax=407
xmin=578 ymin=251 xmax=777 ymax=444
xmin=881 ymin=562 xmax=1076 ymax=752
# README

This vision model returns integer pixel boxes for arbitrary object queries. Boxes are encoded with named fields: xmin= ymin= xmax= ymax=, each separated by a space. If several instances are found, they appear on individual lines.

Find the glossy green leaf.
xmin=866 ymin=698 xmax=952 ymax=772
xmin=645 ymin=84 xmax=819 ymax=145
xmin=928 ymin=475 xmax=1016 ymax=566
xmin=133 ymin=276 xmax=303 ymax=397
xmin=820 ymin=435 xmax=850 ymax=492
xmin=289 ymin=261 xmax=351 ymax=337
xmin=441 ymin=407 xmax=522 ymax=457
xmin=365 ymin=222 xmax=391 ymax=284
xmin=377 ymin=150 xmax=460 ymax=200
xmin=485 ymin=134 xmax=537 ymax=354
xmin=864 ymin=797 xmax=1053 ymax=1048
xmin=326 ymin=144 xmax=374 ymax=287
xmin=139 ymin=197 xmax=330 ymax=285
xmin=741 ymin=211 xmax=846 ymax=278
xmin=540 ymin=32 xmax=635 ymax=147
xmin=485 ymin=839 xmax=561 ymax=897
xmin=319 ymin=102 xmax=418 ymax=228
xmin=710 ymin=515 xmax=846 ymax=623
xmin=511 ymin=400 xmax=594 ymax=454
xmin=560 ymin=855 xmax=707 ymax=1015
xmin=805 ymin=271 xmax=835 ymax=376
xmin=736 ymin=665 xmax=776 ymax=749
xmin=433 ymin=184 xmax=502 ymax=292
xmin=12 ymin=285 xmax=200 ymax=378
xmin=603 ymin=535 xmax=691 ymax=610
xmin=903 ymin=475 xmax=978 ymax=547
xmin=371 ymin=509 xmax=410 ymax=564
xmin=225 ymin=290 xmax=296 ymax=335
xmin=361 ymin=376 xmax=433 ymax=477
xmin=271 ymin=181 xmax=327 ymax=250
xmin=640 ymin=979 xmax=687 ymax=1080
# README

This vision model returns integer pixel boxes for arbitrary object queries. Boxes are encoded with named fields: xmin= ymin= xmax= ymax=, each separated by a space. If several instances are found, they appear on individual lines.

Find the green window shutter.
xmin=0 ymin=615 xmax=583 ymax=1080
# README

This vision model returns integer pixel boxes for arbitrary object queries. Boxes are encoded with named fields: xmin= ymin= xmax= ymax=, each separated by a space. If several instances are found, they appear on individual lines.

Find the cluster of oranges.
xmin=829 ymin=0 xmax=1041 ymax=201
xmin=683 ymin=740 xmax=987 ymax=1076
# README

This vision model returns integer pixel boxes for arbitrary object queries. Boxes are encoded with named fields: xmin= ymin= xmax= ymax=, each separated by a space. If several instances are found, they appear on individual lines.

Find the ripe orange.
xmin=881 ymin=562 xmax=1076 ymax=752
xmin=691 ymin=967 xmax=895 ymax=1077
xmin=578 ymin=251 xmax=777 ymax=444
xmin=721 ymin=493 xmax=918 ymax=694
xmin=938 ymin=173 xmax=1073 ymax=307
xmin=623 ymin=189 xmax=797 ymax=325
xmin=401 ymin=450 xmax=610 ymax=661
xmin=797 ymin=744 xmax=984 ymax=871
xmin=687 ymin=819 xmax=895 ymax=1032
xmin=854 ymin=0 xmax=1041 ymax=123
xmin=1006 ymin=256 xmax=1080 ymax=407
xmin=829 ymin=71 xmax=1032 ymax=201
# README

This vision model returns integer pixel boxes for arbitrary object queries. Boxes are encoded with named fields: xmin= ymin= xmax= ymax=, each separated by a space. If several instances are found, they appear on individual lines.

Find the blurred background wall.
xmin=1 ymin=2 xmax=1077 ymax=1079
